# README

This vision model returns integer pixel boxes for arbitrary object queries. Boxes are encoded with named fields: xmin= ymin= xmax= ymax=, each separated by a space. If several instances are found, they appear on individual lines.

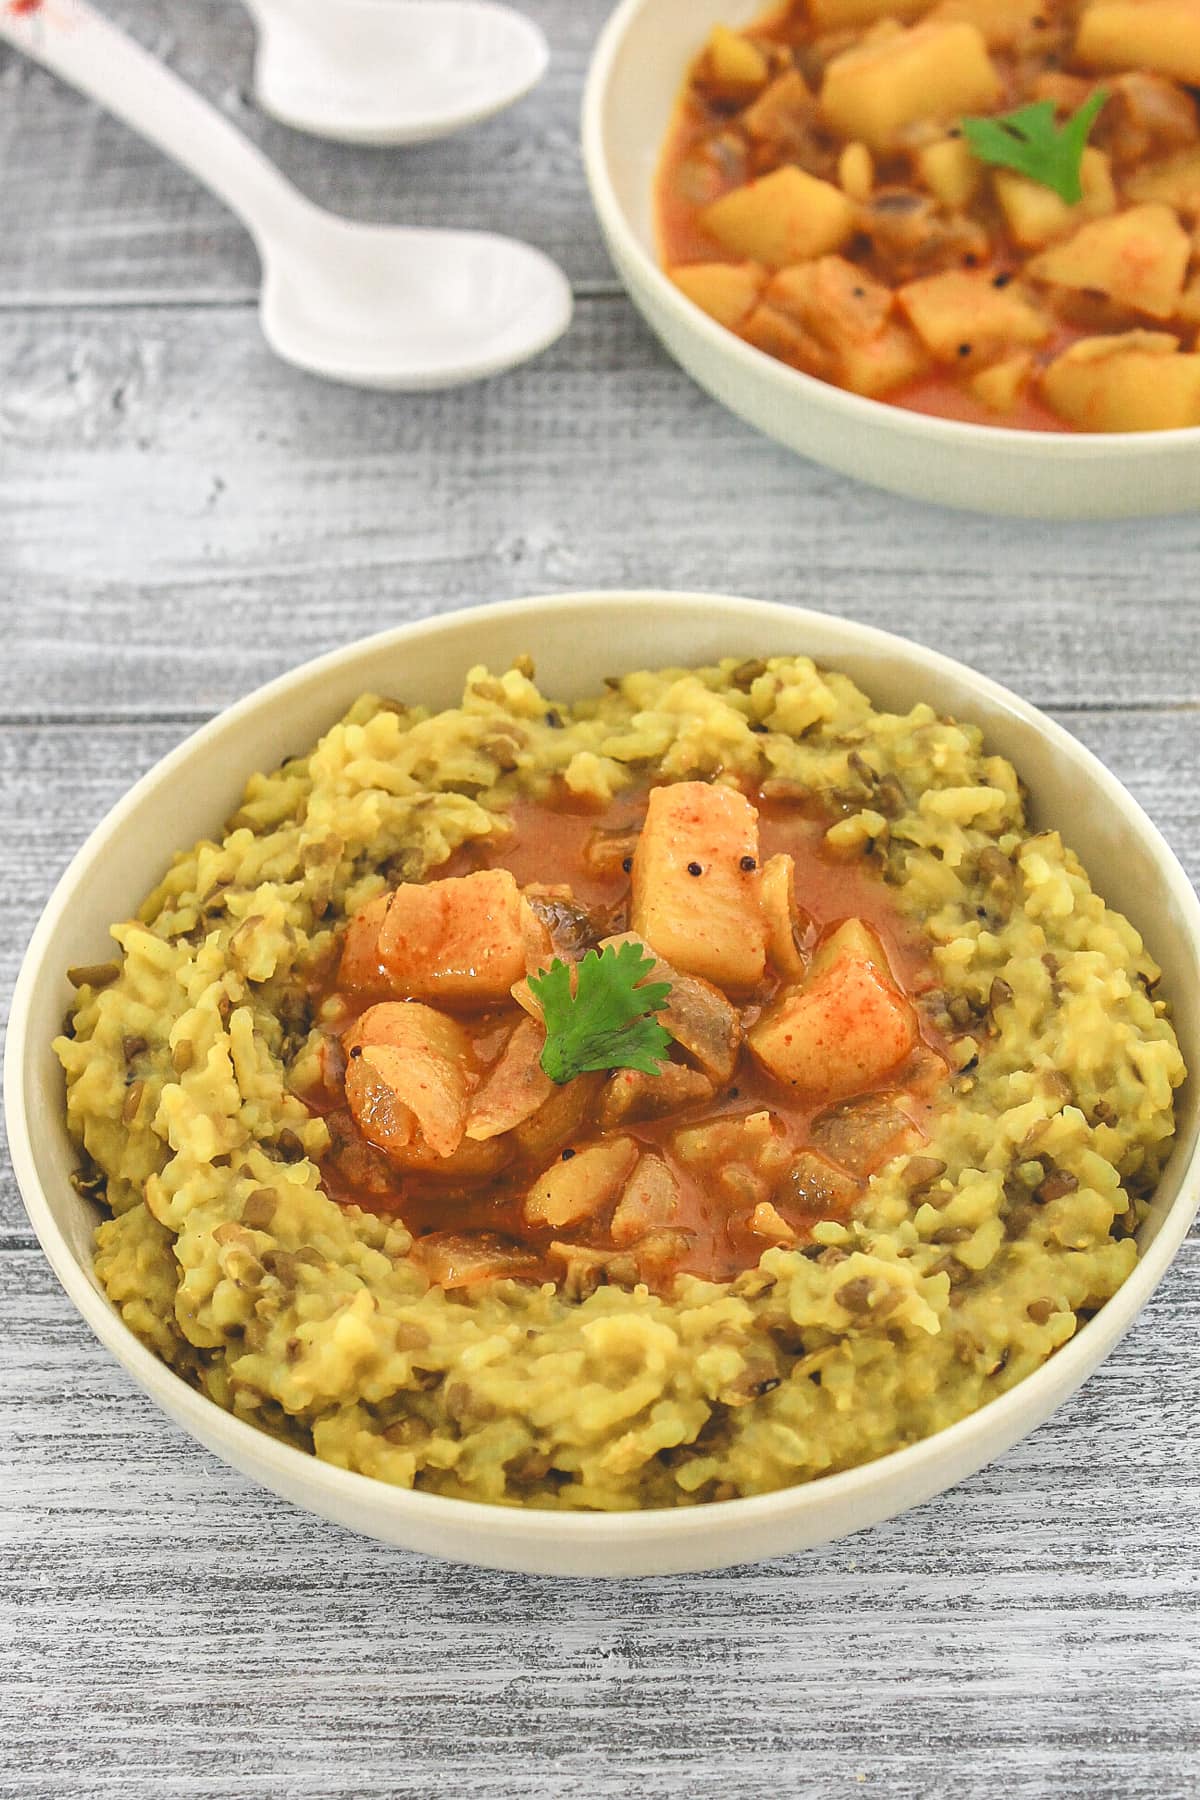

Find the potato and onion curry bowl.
xmin=8 ymin=594 xmax=1200 ymax=1577
xmin=582 ymin=0 xmax=1200 ymax=514
xmin=660 ymin=0 xmax=1200 ymax=435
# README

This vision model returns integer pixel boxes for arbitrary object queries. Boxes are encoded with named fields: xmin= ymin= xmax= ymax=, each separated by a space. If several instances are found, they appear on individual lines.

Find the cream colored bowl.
xmin=581 ymin=0 xmax=1200 ymax=518
xmin=7 ymin=593 xmax=1199 ymax=1575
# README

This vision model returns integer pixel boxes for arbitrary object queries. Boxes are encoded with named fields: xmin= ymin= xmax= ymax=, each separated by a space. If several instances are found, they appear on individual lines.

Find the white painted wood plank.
xmin=0 ymin=0 xmax=613 ymax=304
xmin=4 ymin=303 xmax=1200 ymax=718
xmin=1 ymin=1241 xmax=1197 ymax=1798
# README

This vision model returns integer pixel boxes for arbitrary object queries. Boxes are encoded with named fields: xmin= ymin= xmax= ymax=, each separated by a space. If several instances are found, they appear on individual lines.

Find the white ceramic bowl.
xmin=7 ymin=592 xmax=1199 ymax=1576
xmin=582 ymin=0 xmax=1200 ymax=518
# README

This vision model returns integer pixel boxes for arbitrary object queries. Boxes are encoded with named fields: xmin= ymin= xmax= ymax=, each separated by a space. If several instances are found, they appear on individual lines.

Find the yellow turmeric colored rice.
xmin=55 ymin=657 xmax=1185 ymax=1510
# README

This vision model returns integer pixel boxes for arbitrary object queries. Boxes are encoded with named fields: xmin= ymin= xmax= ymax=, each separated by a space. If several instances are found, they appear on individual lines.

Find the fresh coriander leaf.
xmin=961 ymin=90 xmax=1108 ymax=205
xmin=528 ymin=941 xmax=674 ymax=1085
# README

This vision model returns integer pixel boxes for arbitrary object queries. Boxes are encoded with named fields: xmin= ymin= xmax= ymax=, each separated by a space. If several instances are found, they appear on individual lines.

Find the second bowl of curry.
xmin=582 ymin=0 xmax=1200 ymax=515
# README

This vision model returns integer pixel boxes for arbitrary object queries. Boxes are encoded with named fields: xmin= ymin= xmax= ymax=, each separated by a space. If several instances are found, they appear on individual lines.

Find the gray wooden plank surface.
xmin=5 ymin=301 xmax=1200 ymax=718
xmin=3 ymin=1241 xmax=1198 ymax=1799
xmin=3 ymin=0 xmax=1200 ymax=1790
xmin=0 ymin=0 xmax=613 ymax=305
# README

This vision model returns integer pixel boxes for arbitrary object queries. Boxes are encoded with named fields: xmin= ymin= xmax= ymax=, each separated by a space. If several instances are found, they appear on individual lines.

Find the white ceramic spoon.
xmin=0 ymin=0 xmax=572 ymax=390
xmin=243 ymin=0 xmax=549 ymax=145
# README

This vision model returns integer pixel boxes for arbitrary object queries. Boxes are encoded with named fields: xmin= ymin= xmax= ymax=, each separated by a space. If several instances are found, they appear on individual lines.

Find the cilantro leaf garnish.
xmin=962 ymin=90 xmax=1108 ymax=205
xmin=528 ymin=942 xmax=674 ymax=1085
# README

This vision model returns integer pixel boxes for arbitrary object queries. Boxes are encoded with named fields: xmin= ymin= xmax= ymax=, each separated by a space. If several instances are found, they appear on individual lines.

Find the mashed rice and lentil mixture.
xmin=55 ymin=656 xmax=1185 ymax=1510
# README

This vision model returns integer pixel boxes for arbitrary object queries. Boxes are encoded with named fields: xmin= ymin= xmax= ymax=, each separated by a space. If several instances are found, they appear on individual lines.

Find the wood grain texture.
xmin=4 ymin=301 xmax=1200 ymax=718
xmin=2 ymin=1241 xmax=1198 ymax=1799
xmin=2 ymin=0 xmax=1200 ymax=1788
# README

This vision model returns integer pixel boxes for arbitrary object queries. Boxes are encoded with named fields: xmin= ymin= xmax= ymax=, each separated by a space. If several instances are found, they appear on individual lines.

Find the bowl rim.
xmin=580 ymin=0 xmax=1200 ymax=457
xmin=6 ymin=588 xmax=1200 ymax=1551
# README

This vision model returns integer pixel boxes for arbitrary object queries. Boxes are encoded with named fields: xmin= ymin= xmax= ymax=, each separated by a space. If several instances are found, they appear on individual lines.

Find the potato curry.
xmin=659 ymin=0 xmax=1200 ymax=430
xmin=307 ymin=781 xmax=949 ymax=1297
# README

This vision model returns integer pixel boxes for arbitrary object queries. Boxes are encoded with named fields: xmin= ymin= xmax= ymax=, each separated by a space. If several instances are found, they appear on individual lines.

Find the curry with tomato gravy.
xmin=659 ymin=0 xmax=1200 ymax=431
xmin=306 ymin=784 xmax=949 ymax=1294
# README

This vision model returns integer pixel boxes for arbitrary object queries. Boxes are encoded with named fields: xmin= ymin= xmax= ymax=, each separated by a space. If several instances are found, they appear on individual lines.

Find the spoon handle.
xmin=0 ymin=0 xmax=313 ymax=247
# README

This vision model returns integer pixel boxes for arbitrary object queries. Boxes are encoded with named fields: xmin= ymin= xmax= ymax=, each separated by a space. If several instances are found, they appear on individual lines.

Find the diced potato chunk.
xmin=917 ymin=136 xmax=982 ymax=210
xmin=810 ymin=0 xmax=932 ymax=24
xmin=702 ymin=24 xmax=769 ymax=91
xmin=338 ymin=891 xmax=390 ymax=990
xmin=1028 ymin=203 xmax=1190 ymax=319
xmin=994 ymin=149 xmax=1116 ymax=248
xmin=740 ymin=302 xmax=834 ymax=376
xmin=763 ymin=259 xmax=927 ymax=395
xmin=464 ymin=1016 xmax=554 ymax=1141
xmin=700 ymin=166 xmax=855 ymax=269
xmin=366 ymin=1130 xmax=513 ymax=1183
xmin=929 ymin=0 xmax=1044 ymax=50
xmin=630 ymin=783 xmax=768 ymax=990
xmin=768 ymin=258 xmax=893 ymax=347
xmin=838 ymin=320 xmax=930 ymax=395
xmin=970 ymin=351 xmax=1034 ymax=412
xmin=671 ymin=1110 xmax=792 ymax=1211
xmin=759 ymin=852 xmax=807 ymax=980
xmin=670 ymin=261 xmax=766 ymax=330
xmin=808 ymin=918 xmax=882 ymax=979
xmin=377 ymin=869 xmax=526 ymax=1005
xmin=1126 ymin=146 xmax=1200 ymax=214
xmin=1041 ymin=331 xmax=1200 ymax=430
xmin=747 ymin=920 xmax=917 ymax=1099
xmin=1076 ymin=1 xmax=1200 ymax=86
xmin=345 ymin=1002 xmax=474 ymax=1159
xmin=897 ymin=268 xmax=1052 ymax=361
xmin=524 ymin=1137 xmax=639 ymax=1230
xmin=820 ymin=22 xmax=1001 ymax=152
xmin=610 ymin=1154 xmax=683 ymax=1247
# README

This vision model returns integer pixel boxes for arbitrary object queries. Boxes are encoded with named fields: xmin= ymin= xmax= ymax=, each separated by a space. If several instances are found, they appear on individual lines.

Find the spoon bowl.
xmin=260 ymin=210 xmax=573 ymax=388
xmin=245 ymin=0 xmax=550 ymax=145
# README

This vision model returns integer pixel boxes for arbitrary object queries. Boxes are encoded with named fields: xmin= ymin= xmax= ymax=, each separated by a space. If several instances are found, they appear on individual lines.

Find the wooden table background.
xmin=2 ymin=3 xmax=1199 ymax=1794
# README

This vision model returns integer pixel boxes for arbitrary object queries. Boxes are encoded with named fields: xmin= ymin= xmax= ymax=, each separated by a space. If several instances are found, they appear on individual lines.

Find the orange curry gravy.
xmin=303 ymin=785 xmax=951 ymax=1292
xmin=656 ymin=1 xmax=1102 ymax=434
